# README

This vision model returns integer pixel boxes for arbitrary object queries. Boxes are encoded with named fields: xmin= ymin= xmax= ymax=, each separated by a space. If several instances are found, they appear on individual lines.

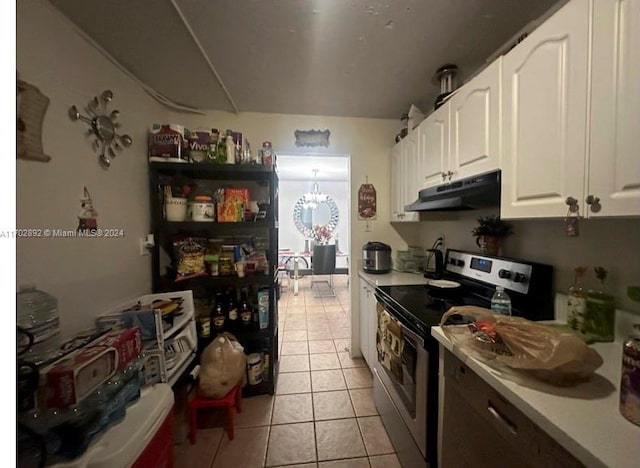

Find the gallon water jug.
xmin=17 ymin=284 xmax=62 ymax=365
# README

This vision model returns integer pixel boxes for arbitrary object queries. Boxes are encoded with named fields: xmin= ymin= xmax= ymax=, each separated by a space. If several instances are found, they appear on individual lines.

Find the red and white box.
xmin=45 ymin=345 xmax=118 ymax=408
xmin=88 ymin=326 xmax=142 ymax=371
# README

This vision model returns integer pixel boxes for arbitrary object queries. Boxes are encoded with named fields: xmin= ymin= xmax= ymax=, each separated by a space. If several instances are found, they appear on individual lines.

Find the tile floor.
xmin=173 ymin=275 xmax=400 ymax=468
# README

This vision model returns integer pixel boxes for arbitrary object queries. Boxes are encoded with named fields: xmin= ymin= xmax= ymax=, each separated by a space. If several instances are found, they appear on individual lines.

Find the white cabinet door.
xmin=359 ymin=279 xmax=370 ymax=366
xmin=367 ymin=286 xmax=378 ymax=367
xmin=589 ymin=0 xmax=640 ymax=217
xmin=390 ymin=142 xmax=402 ymax=221
xmin=501 ymin=0 xmax=590 ymax=219
xmin=449 ymin=58 xmax=501 ymax=181
xmin=418 ymin=104 xmax=450 ymax=189
xmin=401 ymin=131 xmax=420 ymax=222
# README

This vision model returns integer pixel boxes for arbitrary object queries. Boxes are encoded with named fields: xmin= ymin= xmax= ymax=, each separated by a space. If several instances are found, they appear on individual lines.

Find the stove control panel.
xmin=446 ymin=250 xmax=532 ymax=294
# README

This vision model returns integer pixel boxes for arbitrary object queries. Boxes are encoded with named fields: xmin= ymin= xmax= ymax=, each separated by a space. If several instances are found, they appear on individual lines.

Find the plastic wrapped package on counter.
xmin=440 ymin=306 xmax=604 ymax=386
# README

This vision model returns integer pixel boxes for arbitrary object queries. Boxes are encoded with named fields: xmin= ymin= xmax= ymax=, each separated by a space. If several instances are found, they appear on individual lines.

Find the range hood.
xmin=405 ymin=170 xmax=501 ymax=212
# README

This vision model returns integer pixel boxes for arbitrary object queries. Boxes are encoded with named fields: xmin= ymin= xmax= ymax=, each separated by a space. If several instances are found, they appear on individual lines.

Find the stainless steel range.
xmin=373 ymin=249 xmax=553 ymax=468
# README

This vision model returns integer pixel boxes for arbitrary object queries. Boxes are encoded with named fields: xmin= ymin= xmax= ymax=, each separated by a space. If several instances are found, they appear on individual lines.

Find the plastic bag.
xmin=440 ymin=306 xmax=603 ymax=386
xmin=198 ymin=332 xmax=246 ymax=398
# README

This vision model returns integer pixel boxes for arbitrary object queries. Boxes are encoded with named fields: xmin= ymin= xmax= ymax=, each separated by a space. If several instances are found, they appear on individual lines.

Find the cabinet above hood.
xmin=405 ymin=170 xmax=501 ymax=212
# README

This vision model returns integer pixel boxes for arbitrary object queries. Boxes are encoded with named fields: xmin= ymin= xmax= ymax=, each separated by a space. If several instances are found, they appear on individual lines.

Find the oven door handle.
xmin=395 ymin=314 xmax=424 ymax=348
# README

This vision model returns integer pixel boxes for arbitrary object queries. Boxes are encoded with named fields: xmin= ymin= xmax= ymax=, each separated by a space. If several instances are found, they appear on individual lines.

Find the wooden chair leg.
xmin=226 ymin=405 xmax=235 ymax=440
xmin=188 ymin=404 xmax=197 ymax=444
xmin=235 ymin=386 xmax=242 ymax=413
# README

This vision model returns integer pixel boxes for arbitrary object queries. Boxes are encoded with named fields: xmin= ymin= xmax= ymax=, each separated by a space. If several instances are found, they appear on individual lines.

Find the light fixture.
xmin=301 ymin=169 xmax=328 ymax=209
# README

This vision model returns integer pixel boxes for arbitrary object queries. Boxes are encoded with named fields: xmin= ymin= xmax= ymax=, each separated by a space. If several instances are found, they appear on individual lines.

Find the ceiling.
xmin=48 ymin=0 xmax=562 ymax=120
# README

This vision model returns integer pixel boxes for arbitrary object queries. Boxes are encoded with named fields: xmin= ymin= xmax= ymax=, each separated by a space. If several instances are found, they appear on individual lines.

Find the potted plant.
xmin=471 ymin=215 xmax=513 ymax=255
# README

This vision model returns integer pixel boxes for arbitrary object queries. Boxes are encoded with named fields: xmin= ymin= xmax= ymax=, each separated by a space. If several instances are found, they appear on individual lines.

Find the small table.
xmin=278 ymin=249 xmax=349 ymax=295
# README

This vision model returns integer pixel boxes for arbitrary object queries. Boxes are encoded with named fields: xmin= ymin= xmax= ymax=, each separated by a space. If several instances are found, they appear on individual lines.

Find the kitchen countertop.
xmin=357 ymin=265 xmax=428 ymax=287
xmin=432 ymin=326 xmax=640 ymax=468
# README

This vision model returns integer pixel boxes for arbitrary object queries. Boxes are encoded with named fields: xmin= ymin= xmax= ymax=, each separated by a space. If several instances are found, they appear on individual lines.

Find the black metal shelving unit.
xmin=148 ymin=162 xmax=279 ymax=396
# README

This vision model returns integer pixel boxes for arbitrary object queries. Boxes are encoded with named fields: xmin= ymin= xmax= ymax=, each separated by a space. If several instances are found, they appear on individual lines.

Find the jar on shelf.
xmin=262 ymin=141 xmax=273 ymax=165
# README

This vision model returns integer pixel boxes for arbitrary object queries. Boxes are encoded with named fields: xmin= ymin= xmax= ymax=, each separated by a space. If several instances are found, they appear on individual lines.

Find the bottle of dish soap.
xmin=567 ymin=266 xmax=587 ymax=333
xmin=491 ymin=286 xmax=512 ymax=316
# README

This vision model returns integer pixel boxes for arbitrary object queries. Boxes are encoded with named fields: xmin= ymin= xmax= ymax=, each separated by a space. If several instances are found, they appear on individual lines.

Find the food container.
xmin=189 ymin=195 xmax=215 ymax=222
xmin=247 ymin=353 xmax=263 ymax=385
xmin=620 ymin=335 xmax=640 ymax=426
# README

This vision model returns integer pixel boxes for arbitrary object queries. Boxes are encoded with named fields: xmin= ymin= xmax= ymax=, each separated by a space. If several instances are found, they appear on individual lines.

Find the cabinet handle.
xmin=441 ymin=172 xmax=447 ymax=180
xmin=585 ymin=194 xmax=601 ymax=213
xmin=447 ymin=170 xmax=454 ymax=181
xmin=565 ymin=196 xmax=579 ymax=213
xmin=487 ymin=401 xmax=518 ymax=436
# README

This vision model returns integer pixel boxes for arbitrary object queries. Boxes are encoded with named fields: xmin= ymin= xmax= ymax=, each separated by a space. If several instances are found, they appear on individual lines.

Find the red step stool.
xmin=188 ymin=384 xmax=242 ymax=444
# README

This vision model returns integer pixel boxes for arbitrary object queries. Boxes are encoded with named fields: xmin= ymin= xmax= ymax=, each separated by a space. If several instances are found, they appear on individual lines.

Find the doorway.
xmin=276 ymin=153 xmax=351 ymax=308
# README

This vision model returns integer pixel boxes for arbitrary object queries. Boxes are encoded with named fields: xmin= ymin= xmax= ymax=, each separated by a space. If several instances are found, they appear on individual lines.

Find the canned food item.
xmin=247 ymin=353 xmax=263 ymax=385
xmin=620 ymin=336 xmax=640 ymax=426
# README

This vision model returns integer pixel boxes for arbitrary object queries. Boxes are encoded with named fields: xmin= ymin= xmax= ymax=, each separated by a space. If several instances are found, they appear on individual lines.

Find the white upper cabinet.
xmin=401 ymin=131 xmax=420 ymax=222
xmin=418 ymin=103 xmax=450 ymax=189
xmin=588 ymin=0 xmax=640 ymax=217
xmin=449 ymin=58 xmax=501 ymax=181
xmin=390 ymin=142 xmax=402 ymax=221
xmin=390 ymin=132 xmax=420 ymax=222
xmin=501 ymin=0 xmax=590 ymax=219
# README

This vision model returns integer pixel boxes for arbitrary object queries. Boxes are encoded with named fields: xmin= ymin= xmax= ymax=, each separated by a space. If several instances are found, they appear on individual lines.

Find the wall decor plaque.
xmin=294 ymin=129 xmax=330 ymax=147
xmin=358 ymin=182 xmax=377 ymax=220
xmin=17 ymin=79 xmax=51 ymax=162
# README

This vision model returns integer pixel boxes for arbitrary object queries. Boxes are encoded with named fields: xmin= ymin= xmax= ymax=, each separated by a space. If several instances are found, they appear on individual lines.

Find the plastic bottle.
xmin=226 ymin=289 xmax=239 ymax=332
xmin=491 ymin=286 xmax=512 ymax=316
xmin=17 ymin=284 xmax=62 ymax=365
xmin=239 ymin=290 xmax=253 ymax=328
xmin=567 ymin=273 xmax=586 ymax=333
xmin=226 ymin=130 xmax=235 ymax=164
xmin=211 ymin=293 xmax=227 ymax=333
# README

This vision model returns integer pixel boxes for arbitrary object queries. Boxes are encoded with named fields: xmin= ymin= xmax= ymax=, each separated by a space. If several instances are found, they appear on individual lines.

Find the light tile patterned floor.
xmin=173 ymin=276 xmax=400 ymax=467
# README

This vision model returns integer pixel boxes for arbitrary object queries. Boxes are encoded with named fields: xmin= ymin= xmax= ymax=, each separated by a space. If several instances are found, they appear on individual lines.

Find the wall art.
xmin=17 ymin=78 xmax=51 ymax=162
xmin=358 ymin=178 xmax=377 ymax=220
xmin=294 ymin=129 xmax=330 ymax=147
xmin=69 ymin=90 xmax=132 ymax=167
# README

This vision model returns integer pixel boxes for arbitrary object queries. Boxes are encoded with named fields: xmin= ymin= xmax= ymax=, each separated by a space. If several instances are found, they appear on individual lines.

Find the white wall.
xmin=16 ymin=0 xmax=169 ymax=336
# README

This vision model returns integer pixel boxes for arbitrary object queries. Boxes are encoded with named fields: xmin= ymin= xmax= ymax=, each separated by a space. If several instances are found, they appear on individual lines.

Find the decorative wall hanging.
xmin=77 ymin=187 xmax=98 ymax=232
xmin=17 ymin=78 xmax=52 ymax=162
xmin=293 ymin=169 xmax=339 ymax=242
xmin=69 ymin=90 xmax=132 ymax=167
xmin=294 ymin=129 xmax=330 ymax=147
xmin=358 ymin=176 xmax=377 ymax=220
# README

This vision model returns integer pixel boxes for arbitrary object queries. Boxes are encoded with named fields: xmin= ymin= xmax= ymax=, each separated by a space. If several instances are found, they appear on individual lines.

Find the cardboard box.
xmin=88 ymin=326 xmax=142 ymax=370
xmin=45 ymin=346 xmax=118 ymax=407
xmin=258 ymin=290 xmax=269 ymax=329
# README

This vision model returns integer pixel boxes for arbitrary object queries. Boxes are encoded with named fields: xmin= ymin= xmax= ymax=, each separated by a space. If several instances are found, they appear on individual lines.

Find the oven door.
xmin=375 ymin=301 xmax=427 ymax=457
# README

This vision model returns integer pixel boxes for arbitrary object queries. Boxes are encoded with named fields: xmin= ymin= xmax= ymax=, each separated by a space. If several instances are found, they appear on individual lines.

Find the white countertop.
xmin=358 ymin=267 xmax=428 ymax=287
xmin=432 ymin=326 xmax=640 ymax=468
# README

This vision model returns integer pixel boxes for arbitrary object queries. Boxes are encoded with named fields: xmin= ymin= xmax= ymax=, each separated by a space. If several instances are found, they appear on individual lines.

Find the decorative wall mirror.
xmin=293 ymin=170 xmax=339 ymax=242
xmin=69 ymin=90 xmax=132 ymax=167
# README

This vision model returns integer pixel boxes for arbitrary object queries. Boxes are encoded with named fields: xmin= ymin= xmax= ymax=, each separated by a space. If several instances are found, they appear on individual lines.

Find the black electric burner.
xmin=375 ymin=284 xmax=483 ymax=340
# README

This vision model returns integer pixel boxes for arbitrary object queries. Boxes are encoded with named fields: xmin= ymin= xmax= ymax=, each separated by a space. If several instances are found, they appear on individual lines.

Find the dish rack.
xmin=97 ymin=290 xmax=196 ymax=387
xmin=395 ymin=247 xmax=427 ymax=273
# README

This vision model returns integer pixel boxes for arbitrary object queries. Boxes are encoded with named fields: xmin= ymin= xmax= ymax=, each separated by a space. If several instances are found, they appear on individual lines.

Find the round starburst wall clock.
xmin=69 ymin=90 xmax=132 ymax=167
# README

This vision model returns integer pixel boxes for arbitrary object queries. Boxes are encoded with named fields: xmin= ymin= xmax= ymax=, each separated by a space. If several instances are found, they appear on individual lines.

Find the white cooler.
xmin=50 ymin=383 xmax=174 ymax=468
